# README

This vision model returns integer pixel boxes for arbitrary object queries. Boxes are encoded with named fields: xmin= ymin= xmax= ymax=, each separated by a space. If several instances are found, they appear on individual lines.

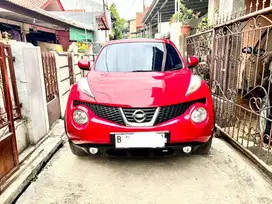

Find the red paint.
xmin=187 ymin=56 xmax=199 ymax=68
xmin=65 ymin=39 xmax=214 ymax=146
xmin=78 ymin=59 xmax=91 ymax=70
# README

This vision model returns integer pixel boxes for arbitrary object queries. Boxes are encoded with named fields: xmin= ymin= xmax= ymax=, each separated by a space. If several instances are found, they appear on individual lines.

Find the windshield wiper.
xmin=132 ymin=70 xmax=154 ymax=72
xmin=167 ymin=67 xmax=181 ymax=71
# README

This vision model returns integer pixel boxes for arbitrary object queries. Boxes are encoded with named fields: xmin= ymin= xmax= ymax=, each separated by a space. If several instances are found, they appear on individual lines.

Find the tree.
xmin=109 ymin=3 xmax=125 ymax=40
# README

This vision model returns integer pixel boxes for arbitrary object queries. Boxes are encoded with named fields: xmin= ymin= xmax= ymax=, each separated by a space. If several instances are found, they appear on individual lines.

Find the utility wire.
xmin=126 ymin=0 xmax=138 ymax=19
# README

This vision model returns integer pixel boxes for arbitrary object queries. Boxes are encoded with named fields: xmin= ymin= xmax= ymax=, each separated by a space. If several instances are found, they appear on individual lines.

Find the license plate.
xmin=114 ymin=132 xmax=166 ymax=148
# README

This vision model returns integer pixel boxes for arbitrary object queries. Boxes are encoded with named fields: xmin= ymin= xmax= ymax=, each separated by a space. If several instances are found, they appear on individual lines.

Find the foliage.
xmin=109 ymin=3 xmax=126 ymax=40
xmin=76 ymin=42 xmax=89 ymax=53
xmin=171 ymin=2 xmax=200 ymax=25
xmin=197 ymin=16 xmax=209 ymax=31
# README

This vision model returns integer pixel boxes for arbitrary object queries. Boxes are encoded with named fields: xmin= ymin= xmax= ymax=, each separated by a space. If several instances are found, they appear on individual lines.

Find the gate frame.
xmin=0 ymin=43 xmax=19 ymax=188
xmin=186 ymin=6 xmax=272 ymax=179
xmin=41 ymin=52 xmax=61 ymax=127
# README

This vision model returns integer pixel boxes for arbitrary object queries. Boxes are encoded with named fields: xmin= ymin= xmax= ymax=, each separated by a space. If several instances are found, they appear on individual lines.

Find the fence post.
xmin=9 ymin=42 xmax=49 ymax=144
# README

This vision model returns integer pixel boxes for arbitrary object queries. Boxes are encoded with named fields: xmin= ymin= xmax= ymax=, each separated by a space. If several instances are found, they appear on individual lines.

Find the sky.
xmin=107 ymin=0 xmax=153 ymax=20
xmin=61 ymin=0 xmax=153 ymax=20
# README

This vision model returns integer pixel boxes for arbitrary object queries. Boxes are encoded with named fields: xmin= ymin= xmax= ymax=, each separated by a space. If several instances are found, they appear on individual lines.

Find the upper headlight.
xmin=191 ymin=107 xmax=207 ymax=123
xmin=78 ymin=77 xmax=94 ymax=98
xmin=186 ymin=75 xmax=202 ymax=96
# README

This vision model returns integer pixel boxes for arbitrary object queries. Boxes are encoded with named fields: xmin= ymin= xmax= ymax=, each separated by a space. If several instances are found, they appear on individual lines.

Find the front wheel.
xmin=195 ymin=136 xmax=213 ymax=155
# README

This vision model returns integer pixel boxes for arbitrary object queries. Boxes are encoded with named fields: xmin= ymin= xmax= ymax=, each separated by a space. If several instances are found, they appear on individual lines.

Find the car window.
xmin=95 ymin=42 xmax=183 ymax=72
xmin=164 ymin=43 xmax=182 ymax=71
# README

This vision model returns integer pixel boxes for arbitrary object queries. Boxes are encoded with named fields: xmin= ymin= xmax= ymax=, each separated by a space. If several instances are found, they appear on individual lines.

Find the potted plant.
xmin=197 ymin=16 xmax=209 ymax=32
xmin=76 ymin=42 xmax=89 ymax=53
xmin=171 ymin=3 xmax=200 ymax=35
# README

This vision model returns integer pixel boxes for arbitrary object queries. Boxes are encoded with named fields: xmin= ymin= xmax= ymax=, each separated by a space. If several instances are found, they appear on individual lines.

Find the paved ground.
xmin=16 ymin=138 xmax=272 ymax=204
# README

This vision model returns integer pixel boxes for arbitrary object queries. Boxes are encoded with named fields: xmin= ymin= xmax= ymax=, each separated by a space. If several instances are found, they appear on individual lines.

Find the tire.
xmin=195 ymin=136 xmax=213 ymax=155
xmin=68 ymin=140 xmax=89 ymax=156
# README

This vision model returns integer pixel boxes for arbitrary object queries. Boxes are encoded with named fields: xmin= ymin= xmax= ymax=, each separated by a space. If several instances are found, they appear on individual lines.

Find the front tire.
xmin=195 ymin=136 xmax=213 ymax=155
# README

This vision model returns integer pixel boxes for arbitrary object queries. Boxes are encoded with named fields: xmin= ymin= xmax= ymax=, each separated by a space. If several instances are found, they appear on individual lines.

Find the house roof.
xmin=143 ymin=0 xmax=208 ymax=25
xmin=136 ymin=7 xmax=149 ymax=29
xmin=0 ymin=0 xmax=93 ymax=31
xmin=10 ymin=0 xmax=49 ymax=8
xmin=9 ymin=0 xmax=64 ymax=10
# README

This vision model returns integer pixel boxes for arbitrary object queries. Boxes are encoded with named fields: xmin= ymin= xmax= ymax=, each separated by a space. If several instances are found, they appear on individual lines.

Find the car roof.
xmin=104 ymin=38 xmax=170 ymax=46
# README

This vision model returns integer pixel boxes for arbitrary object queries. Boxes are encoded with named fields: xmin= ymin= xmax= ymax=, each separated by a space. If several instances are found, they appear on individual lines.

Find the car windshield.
xmin=95 ymin=42 xmax=183 ymax=72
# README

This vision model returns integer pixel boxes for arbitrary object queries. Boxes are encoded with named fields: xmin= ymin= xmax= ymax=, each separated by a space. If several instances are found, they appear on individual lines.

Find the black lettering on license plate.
xmin=116 ymin=136 xmax=122 ymax=143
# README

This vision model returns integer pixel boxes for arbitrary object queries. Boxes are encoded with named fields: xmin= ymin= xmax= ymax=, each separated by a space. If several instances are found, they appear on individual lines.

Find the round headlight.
xmin=191 ymin=107 xmax=207 ymax=123
xmin=73 ymin=110 xmax=88 ymax=125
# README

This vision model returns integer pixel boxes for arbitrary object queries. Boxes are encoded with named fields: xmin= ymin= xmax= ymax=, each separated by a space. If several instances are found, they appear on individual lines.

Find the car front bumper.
xmin=68 ymin=139 xmax=212 ymax=156
xmin=65 ymin=98 xmax=214 ymax=146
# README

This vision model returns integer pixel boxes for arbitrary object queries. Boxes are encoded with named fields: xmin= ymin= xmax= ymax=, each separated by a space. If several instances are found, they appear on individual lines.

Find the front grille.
xmin=74 ymin=98 xmax=206 ymax=126
xmin=73 ymin=101 xmax=125 ymax=125
xmin=154 ymin=98 xmax=206 ymax=125
xmin=122 ymin=107 xmax=157 ymax=123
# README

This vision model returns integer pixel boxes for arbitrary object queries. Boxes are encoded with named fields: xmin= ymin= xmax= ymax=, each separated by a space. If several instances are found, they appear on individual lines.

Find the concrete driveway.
xmin=16 ymin=138 xmax=272 ymax=204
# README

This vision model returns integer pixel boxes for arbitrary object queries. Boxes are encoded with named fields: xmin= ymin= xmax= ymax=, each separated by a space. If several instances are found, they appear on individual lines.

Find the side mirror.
xmin=78 ymin=59 xmax=90 ymax=70
xmin=187 ymin=56 xmax=199 ymax=68
xmin=242 ymin=47 xmax=253 ymax=54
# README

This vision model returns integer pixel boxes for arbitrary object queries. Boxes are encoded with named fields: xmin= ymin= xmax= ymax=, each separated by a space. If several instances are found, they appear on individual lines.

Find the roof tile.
xmin=9 ymin=0 xmax=49 ymax=8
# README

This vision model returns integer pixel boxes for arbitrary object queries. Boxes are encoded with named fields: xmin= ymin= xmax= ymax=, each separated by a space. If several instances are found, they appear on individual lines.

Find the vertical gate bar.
xmin=226 ymin=33 xmax=235 ymax=135
xmin=236 ymin=107 xmax=242 ymax=141
xmin=51 ymin=54 xmax=56 ymax=95
xmin=241 ymin=109 xmax=248 ymax=146
xmin=4 ymin=45 xmax=21 ymax=119
xmin=47 ymin=53 xmax=53 ymax=100
xmin=68 ymin=53 xmax=75 ymax=85
xmin=210 ymin=29 xmax=216 ymax=88
xmin=52 ymin=54 xmax=59 ymax=95
xmin=266 ymin=125 xmax=272 ymax=164
xmin=253 ymin=28 xmax=262 ymax=88
xmin=0 ymin=43 xmax=18 ymax=165
xmin=224 ymin=34 xmax=230 ymax=96
xmin=46 ymin=53 xmax=51 ymax=101
xmin=42 ymin=53 xmax=49 ymax=102
xmin=241 ymin=29 xmax=250 ymax=98
xmin=49 ymin=53 xmax=55 ymax=96
xmin=43 ymin=52 xmax=49 ymax=101
xmin=247 ymin=28 xmax=256 ymax=93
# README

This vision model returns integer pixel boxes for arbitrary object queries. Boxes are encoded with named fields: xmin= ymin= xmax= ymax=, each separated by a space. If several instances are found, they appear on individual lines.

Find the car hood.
xmin=87 ymin=70 xmax=192 ymax=107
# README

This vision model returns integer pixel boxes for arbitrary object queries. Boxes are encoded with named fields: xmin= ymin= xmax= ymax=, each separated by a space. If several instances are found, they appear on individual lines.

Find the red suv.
xmin=65 ymin=39 xmax=214 ymax=156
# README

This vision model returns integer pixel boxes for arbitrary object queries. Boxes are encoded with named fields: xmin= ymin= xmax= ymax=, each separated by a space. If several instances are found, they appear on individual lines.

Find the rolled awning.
xmin=96 ymin=12 xmax=110 ymax=30
xmin=69 ymin=27 xmax=94 ymax=42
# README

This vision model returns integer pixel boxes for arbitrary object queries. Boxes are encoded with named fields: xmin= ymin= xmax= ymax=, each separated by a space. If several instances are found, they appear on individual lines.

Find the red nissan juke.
xmin=65 ymin=38 xmax=214 ymax=157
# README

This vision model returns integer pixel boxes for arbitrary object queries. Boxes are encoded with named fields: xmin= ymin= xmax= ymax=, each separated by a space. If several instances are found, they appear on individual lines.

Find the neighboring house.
xmin=128 ymin=19 xmax=137 ymax=38
xmin=60 ymin=0 xmax=111 ymax=50
xmin=0 ymin=0 xmax=94 ymax=51
xmin=143 ymin=0 xmax=208 ymax=38
xmin=61 ymin=0 xmax=103 ymax=12
xmin=142 ymin=0 xmax=208 ymax=54
xmin=135 ymin=6 xmax=150 ymax=37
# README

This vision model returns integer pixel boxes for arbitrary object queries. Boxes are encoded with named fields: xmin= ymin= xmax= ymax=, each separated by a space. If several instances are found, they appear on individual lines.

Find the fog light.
xmin=183 ymin=146 xmax=192 ymax=154
xmin=191 ymin=107 xmax=207 ymax=123
xmin=89 ymin=147 xmax=98 ymax=154
xmin=73 ymin=110 xmax=88 ymax=125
